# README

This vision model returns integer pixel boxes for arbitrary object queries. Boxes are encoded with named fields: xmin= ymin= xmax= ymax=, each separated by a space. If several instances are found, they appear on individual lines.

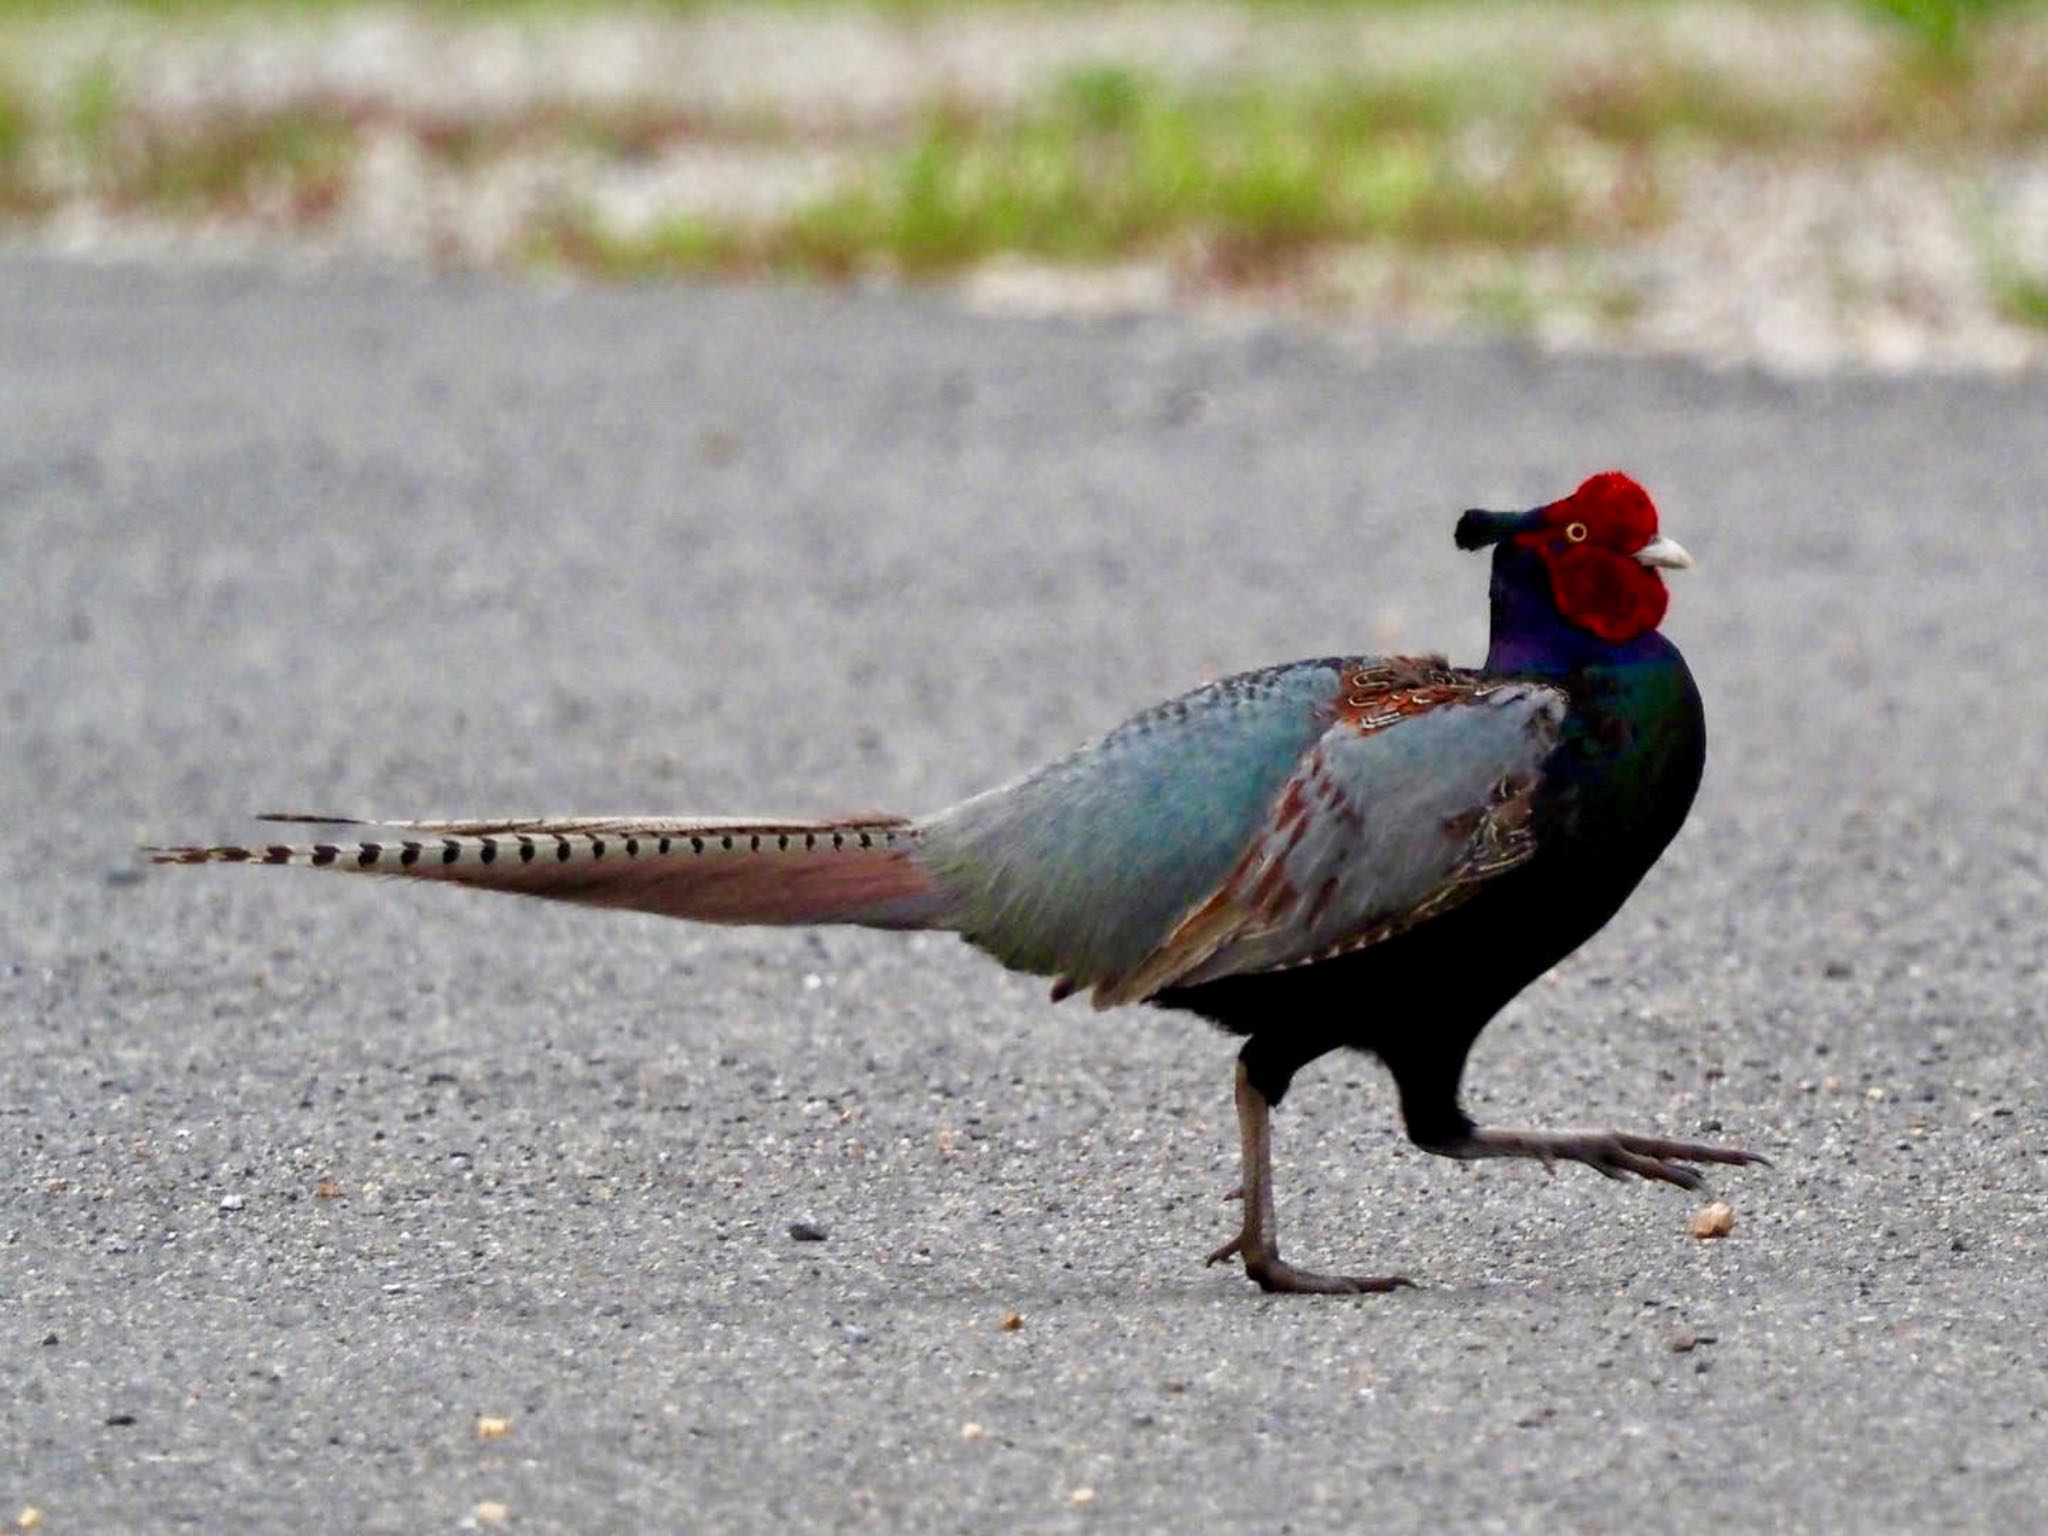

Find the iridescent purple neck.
xmin=1481 ymin=544 xmax=1672 ymax=676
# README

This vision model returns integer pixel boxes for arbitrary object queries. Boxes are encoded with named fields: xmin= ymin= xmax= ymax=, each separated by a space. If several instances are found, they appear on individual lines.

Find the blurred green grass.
xmin=0 ymin=0 xmax=1519 ymax=14
xmin=2001 ymin=274 xmax=2048 ymax=325
xmin=0 ymin=0 xmax=2044 ymax=319
xmin=537 ymin=68 xmax=1658 ymax=281
xmin=0 ymin=0 xmax=1766 ymax=10
xmin=534 ymin=41 xmax=2048 ymax=282
xmin=0 ymin=0 xmax=2038 ymax=19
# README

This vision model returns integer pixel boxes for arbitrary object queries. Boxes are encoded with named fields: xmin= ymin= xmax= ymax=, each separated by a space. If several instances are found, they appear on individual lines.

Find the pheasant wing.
xmin=1095 ymin=675 xmax=1567 ymax=1005
xmin=919 ymin=658 xmax=1362 ymax=991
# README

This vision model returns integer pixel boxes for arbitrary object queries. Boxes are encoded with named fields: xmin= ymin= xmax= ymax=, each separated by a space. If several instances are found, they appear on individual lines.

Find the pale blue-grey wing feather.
xmin=1107 ymin=682 xmax=1567 ymax=1002
xmin=918 ymin=660 xmax=1349 ymax=986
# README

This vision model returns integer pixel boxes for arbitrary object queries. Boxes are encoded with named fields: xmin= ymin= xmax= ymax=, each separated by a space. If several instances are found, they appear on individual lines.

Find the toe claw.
xmin=1204 ymin=1234 xmax=1244 ymax=1268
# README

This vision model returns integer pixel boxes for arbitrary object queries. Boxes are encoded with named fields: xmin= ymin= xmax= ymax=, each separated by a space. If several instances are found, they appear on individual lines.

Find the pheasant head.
xmin=1456 ymin=472 xmax=1693 ymax=646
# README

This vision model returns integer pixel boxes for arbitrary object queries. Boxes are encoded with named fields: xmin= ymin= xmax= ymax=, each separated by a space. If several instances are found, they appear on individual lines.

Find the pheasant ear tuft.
xmin=1455 ymin=509 xmax=1538 ymax=552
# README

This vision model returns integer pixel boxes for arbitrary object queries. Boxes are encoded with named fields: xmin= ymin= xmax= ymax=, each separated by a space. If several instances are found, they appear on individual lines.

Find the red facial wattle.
xmin=1543 ymin=545 xmax=1670 ymax=642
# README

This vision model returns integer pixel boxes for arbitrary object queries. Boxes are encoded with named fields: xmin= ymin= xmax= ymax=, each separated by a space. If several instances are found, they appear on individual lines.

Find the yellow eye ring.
xmin=1564 ymin=521 xmax=1589 ymax=543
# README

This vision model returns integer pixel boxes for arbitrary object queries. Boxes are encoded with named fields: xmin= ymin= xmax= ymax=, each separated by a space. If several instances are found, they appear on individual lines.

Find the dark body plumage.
xmin=1163 ymin=538 xmax=1708 ymax=1151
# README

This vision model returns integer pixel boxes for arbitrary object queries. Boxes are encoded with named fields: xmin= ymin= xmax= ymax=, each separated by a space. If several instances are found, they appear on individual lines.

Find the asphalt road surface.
xmin=4 ymin=254 xmax=2045 ymax=1534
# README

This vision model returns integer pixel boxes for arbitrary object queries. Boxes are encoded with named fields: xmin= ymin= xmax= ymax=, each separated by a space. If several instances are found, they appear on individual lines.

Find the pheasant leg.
xmin=1205 ymin=1060 xmax=1414 ymax=1295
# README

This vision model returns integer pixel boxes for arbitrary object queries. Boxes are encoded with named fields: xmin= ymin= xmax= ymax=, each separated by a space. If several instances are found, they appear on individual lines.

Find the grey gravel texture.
xmin=3 ymin=255 xmax=2046 ymax=1533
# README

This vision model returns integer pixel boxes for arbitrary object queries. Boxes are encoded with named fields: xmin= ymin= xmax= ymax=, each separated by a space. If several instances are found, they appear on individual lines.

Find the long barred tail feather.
xmin=147 ymin=813 xmax=951 ymax=931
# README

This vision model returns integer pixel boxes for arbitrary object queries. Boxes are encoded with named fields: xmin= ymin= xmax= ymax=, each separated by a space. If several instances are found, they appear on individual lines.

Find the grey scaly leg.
xmin=1205 ymin=1060 xmax=1414 ymax=1296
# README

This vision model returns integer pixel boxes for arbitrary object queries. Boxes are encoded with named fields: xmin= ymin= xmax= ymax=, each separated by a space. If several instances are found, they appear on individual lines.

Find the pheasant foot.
xmin=1206 ymin=1228 xmax=1412 ymax=1294
xmin=1430 ymin=1127 xmax=1767 ymax=1190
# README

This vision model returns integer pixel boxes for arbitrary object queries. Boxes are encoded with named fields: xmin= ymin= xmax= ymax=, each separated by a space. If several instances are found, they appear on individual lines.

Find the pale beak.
xmin=1634 ymin=534 xmax=1694 ymax=570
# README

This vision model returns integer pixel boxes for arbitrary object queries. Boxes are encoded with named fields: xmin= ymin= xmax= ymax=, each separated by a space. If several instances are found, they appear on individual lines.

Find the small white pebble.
xmin=473 ymin=1500 xmax=510 ymax=1527
xmin=961 ymin=1421 xmax=986 ymax=1442
xmin=476 ymin=1415 xmax=511 ymax=1440
xmin=218 ymin=1194 xmax=245 ymax=1211
xmin=1069 ymin=1487 xmax=1096 ymax=1507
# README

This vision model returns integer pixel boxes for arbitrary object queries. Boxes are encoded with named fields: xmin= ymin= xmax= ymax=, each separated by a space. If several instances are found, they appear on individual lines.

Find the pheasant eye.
xmin=1564 ymin=522 xmax=1589 ymax=544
